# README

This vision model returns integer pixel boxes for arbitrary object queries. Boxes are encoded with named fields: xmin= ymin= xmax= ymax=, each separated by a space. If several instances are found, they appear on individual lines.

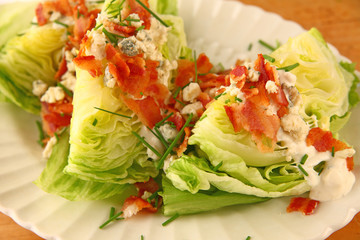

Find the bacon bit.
xmin=198 ymin=74 xmax=227 ymax=90
xmin=287 ymin=197 xmax=319 ymax=215
xmin=135 ymin=178 xmax=159 ymax=197
xmin=121 ymin=196 xmax=157 ymax=218
xmin=167 ymin=111 xmax=185 ymax=131
xmin=224 ymin=100 xmax=280 ymax=152
xmin=196 ymin=53 xmax=213 ymax=74
xmin=197 ymin=92 xmax=212 ymax=109
xmin=126 ymin=0 xmax=151 ymax=29
xmin=54 ymin=54 xmax=68 ymax=80
xmin=144 ymin=83 xmax=170 ymax=107
xmin=306 ymin=127 xmax=354 ymax=171
xmin=230 ymin=65 xmax=247 ymax=85
xmin=35 ymin=0 xmax=73 ymax=26
xmin=35 ymin=3 xmax=48 ymax=26
xmin=176 ymin=127 xmax=191 ymax=156
xmin=73 ymin=55 xmax=103 ymax=77
xmin=122 ymin=96 xmax=162 ymax=128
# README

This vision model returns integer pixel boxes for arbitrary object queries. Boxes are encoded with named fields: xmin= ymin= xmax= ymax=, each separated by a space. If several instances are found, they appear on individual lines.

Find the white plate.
xmin=1 ymin=0 xmax=360 ymax=239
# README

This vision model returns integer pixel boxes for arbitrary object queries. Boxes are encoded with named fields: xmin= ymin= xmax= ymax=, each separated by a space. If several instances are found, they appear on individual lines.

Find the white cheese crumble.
xmin=139 ymin=126 xmax=165 ymax=160
xmin=182 ymin=82 xmax=201 ymax=102
xmin=60 ymin=72 xmax=76 ymax=92
xmin=126 ymin=13 xmax=144 ymax=28
xmin=157 ymin=59 xmax=177 ymax=88
xmin=141 ymin=191 xmax=152 ymax=200
xmin=280 ymin=113 xmax=309 ymax=141
xmin=86 ymin=29 xmax=107 ymax=60
xmin=40 ymin=86 xmax=65 ymax=103
xmin=122 ymin=203 xmax=139 ymax=219
xmin=159 ymin=124 xmax=178 ymax=141
xmin=104 ymin=66 xmax=117 ymax=88
xmin=32 ymin=80 xmax=48 ymax=97
xmin=265 ymin=81 xmax=278 ymax=94
xmin=42 ymin=136 xmax=57 ymax=159
xmin=180 ymin=101 xmax=203 ymax=117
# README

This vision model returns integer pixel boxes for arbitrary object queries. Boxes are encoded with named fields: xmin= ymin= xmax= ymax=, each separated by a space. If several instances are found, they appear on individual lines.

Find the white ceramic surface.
xmin=0 ymin=0 xmax=359 ymax=239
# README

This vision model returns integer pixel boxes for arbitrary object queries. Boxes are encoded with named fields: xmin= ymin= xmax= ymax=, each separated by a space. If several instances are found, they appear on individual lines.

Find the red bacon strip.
xmin=73 ymin=55 xmax=103 ymax=77
xmin=287 ymin=197 xmax=319 ymax=215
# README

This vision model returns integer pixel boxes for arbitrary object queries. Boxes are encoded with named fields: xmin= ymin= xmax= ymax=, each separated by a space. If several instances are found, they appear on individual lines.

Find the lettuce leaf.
xmin=64 ymin=69 xmax=158 ymax=184
xmin=0 ymin=25 xmax=66 ymax=114
xmin=160 ymin=176 xmax=268 ymax=216
xmin=35 ymin=129 xmax=133 ymax=201
xmin=149 ymin=0 xmax=178 ymax=15
xmin=270 ymin=28 xmax=356 ymax=130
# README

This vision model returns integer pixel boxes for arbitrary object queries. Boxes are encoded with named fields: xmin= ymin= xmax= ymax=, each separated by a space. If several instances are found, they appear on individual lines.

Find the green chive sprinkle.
xmin=162 ymin=213 xmax=180 ymax=226
xmin=155 ymin=112 xmax=174 ymax=128
xmin=54 ymin=133 xmax=59 ymax=141
xmin=132 ymin=131 xmax=162 ymax=158
xmin=298 ymin=164 xmax=309 ymax=176
xmin=105 ymin=0 xmax=116 ymax=11
xmin=224 ymin=99 xmax=230 ymax=104
xmin=135 ymin=0 xmax=169 ymax=27
xmin=147 ymin=190 xmax=159 ymax=203
xmin=248 ymin=43 xmax=253 ymax=51
xmin=102 ymin=28 xmax=119 ymax=44
xmin=92 ymin=118 xmax=98 ymax=126
xmin=36 ymin=120 xmax=45 ymax=147
xmin=154 ymin=127 xmax=169 ymax=148
xmin=300 ymin=154 xmax=308 ymax=164
xmin=246 ymin=236 xmax=251 ymax=240
xmin=31 ymin=22 xmax=38 ymax=25
xmin=199 ymin=114 xmax=207 ymax=121
xmin=212 ymin=161 xmax=223 ymax=172
xmin=276 ymin=63 xmax=299 ymax=72
xmin=214 ymin=92 xmax=225 ymax=100
xmin=258 ymin=39 xmax=276 ymax=51
xmin=263 ymin=54 xmax=275 ymax=63
xmin=249 ymin=86 xmax=255 ymax=89
xmin=57 ymin=82 xmax=73 ymax=97
xmin=99 ymin=210 xmax=124 ymax=229
xmin=157 ymin=114 xmax=193 ymax=170
xmin=54 ymin=20 xmax=69 ymax=28
xmin=235 ymin=96 xmax=243 ymax=102
xmin=331 ymin=146 xmax=335 ymax=157
xmin=94 ymin=23 xmax=103 ymax=30
xmin=174 ymin=98 xmax=186 ymax=106
xmin=141 ymin=235 xmax=144 ymax=240
xmin=94 ymin=107 xmax=132 ymax=119
xmin=136 ymin=25 xmax=145 ymax=31
xmin=109 ymin=207 xmax=115 ymax=218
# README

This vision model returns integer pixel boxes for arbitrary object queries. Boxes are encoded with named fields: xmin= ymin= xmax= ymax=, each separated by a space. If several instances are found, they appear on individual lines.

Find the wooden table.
xmin=1 ymin=0 xmax=360 ymax=239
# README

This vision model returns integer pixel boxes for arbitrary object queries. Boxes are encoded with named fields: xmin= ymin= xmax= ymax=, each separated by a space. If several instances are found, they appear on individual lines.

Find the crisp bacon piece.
xmin=35 ymin=0 xmax=73 ymax=26
xmin=287 ymin=197 xmax=319 ymax=215
xmin=198 ymin=74 xmax=227 ymax=90
xmin=306 ymin=127 xmax=354 ymax=170
xmin=168 ymin=111 xmax=185 ymax=131
xmin=144 ymin=83 xmax=170 ymax=107
xmin=73 ymin=55 xmax=103 ymax=77
xmin=197 ymin=92 xmax=212 ymax=109
xmin=35 ymin=3 xmax=48 ymax=26
xmin=121 ymin=196 xmax=157 ymax=218
xmin=176 ymin=127 xmax=191 ymax=156
xmin=230 ymin=65 xmax=247 ymax=88
xmin=224 ymin=100 xmax=280 ymax=152
xmin=122 ymin=96 xmax=162 ymax=128
xmin=135 ymin=178 xmax=159 ymax=197
xmin=54 ymin=54 xmax=68 ymax=80
xmin=126 ymin=0 xmax=151 ymax=30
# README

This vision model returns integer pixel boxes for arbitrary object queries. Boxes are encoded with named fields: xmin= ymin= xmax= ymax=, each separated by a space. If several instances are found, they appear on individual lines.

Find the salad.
xmin=0 ymin=0 xmax=359 ymax=231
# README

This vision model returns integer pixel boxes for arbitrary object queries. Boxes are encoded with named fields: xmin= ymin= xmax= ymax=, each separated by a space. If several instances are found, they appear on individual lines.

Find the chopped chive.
xmin=224 ymin=99 xmax=230 ymax=104
xmin=298 ymin=164 xmax=309 ymax=176
xmin=199 ymin=114 xmax=207 ymax=121
xmin=181 ymin=81 xmax=191 ymax=90
xmin=258 ymin=39 xmax=276 ymax=51
xmin=136 ymin=25 xmax=145 ymax=31
xmin=235 ymin=96 xmax=243 ymax=102
xmin=154 ymin=127 xmax=169 ymax=148
xmin=57 ymin=82 xmax=73 ymax=97
xmin=60 ymin=112 xmax=65 ymax=117
xmin=212 ymin=161 xmax=223 ymax=172
xmin=140 ymin=91 xmax=144 ymax=96
xmin=141 ymin=235 xmax=144 ymax=240
xmin=54 ymin=132 xmax=59 ymax=141
xmin=36 ymin=120 xmax=45 ymax=147
xmin=102 ymin=28 xmax=118 ymax=44
xmin=214 ymin=92 xmax=225 ymax=100
xmin=94 ymin=107 xmax=132 ymax=119
xmin=194 ymin=50 xmax=198 ymax=83
xmin=17 ymin=33 xmax=25 ymax=37
xmin=331 ymin=146 xmax=335 ymax=157
xmin=132 ymin=131 xmax=162 ymax=158
xmin=157 ymin=114 xmax=193 ymax=169
xmin=247 ymin=43 xmax=253 ymax=51
xmin=246 ymin=236 xmax=251 ymax=240
xmin=155 ymin=112 xmax=174 ymax=128
xmin=300 ymin=154 xmax=308 ymax=164
xmin=250 ymin=86 xmax=256 ymax=89
xmin=263 ymin=54 xmax=275 ymax=63
xmin=174 ymin=98 xmax=186 ymax=106
xmin=94 ymin=23 xmax=103 ymax=30
xmin=276 ymin=63 xmax=299 ymax=72
xmin=109 ymin=207 xmax=115 ymax=218
xmin=147 ymin=190 xmax=159 ymax=203
xmin=135 ymin=0 xmax=169 ymax=27
xmin=125 ymin=17 xmax=141 ymax=22
xmin=54 ymin=20 xmax=69 ymax=28
xmin=162 ymin=213 xmax=180 ymax=226
xmin=92 ymin=118 xmax=98 ymax=126
xmin=90 ymin=0 xmax=105 ymax=3
xmin=99 ymin=210 xmax=124 ymax=229
xmin=31 ymin=22 xmax=38 ymax=25
xmin=105 ymin=0 xmax=116 ymax=11
xmin=198 ymin=72 xmax=210 ymax=76
xmin=154 ymin=195 xmax=159 ymax=208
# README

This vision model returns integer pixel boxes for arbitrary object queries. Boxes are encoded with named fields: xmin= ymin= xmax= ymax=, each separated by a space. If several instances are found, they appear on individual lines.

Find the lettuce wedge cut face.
xmin=0 ymin=25 xmax=66 ymax=114
xmin=64 ymin=69 xmax=158 ymax=184
xmin=35 ymin=129 xmax=133 ymax=201
xmin=270 ymin=28 xmax=357 ymax=130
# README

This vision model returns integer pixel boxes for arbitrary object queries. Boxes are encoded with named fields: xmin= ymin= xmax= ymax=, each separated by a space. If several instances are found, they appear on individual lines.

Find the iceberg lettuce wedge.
xmin=0 ymin=25 xmax=66 ymax=114
xmin=270 ymin=28 xmax=358 ymax=130
xmin=35 ymin=129 xmax=133 ymax=201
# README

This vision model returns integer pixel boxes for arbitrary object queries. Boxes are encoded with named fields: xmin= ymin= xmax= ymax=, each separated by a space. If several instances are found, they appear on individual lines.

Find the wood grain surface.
xmin=0 ymin=0 xmax=359 ymax=239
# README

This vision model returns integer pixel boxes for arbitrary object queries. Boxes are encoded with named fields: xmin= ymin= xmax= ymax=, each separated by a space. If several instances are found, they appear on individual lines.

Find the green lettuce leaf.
xmin=160 ymin=176 xmax=268 ymax=216
xmin=64 ymin=69 xmax=158 ymax=184
xmin=270 ymin=28 xmax=356 ymax=130
xmin=0 ymin=25 xmax=66 ymax=114
xmin=35 ymin=129 xmax=133 ymax=201
xmin=149 ymin=0 xmax=178 ymax=15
